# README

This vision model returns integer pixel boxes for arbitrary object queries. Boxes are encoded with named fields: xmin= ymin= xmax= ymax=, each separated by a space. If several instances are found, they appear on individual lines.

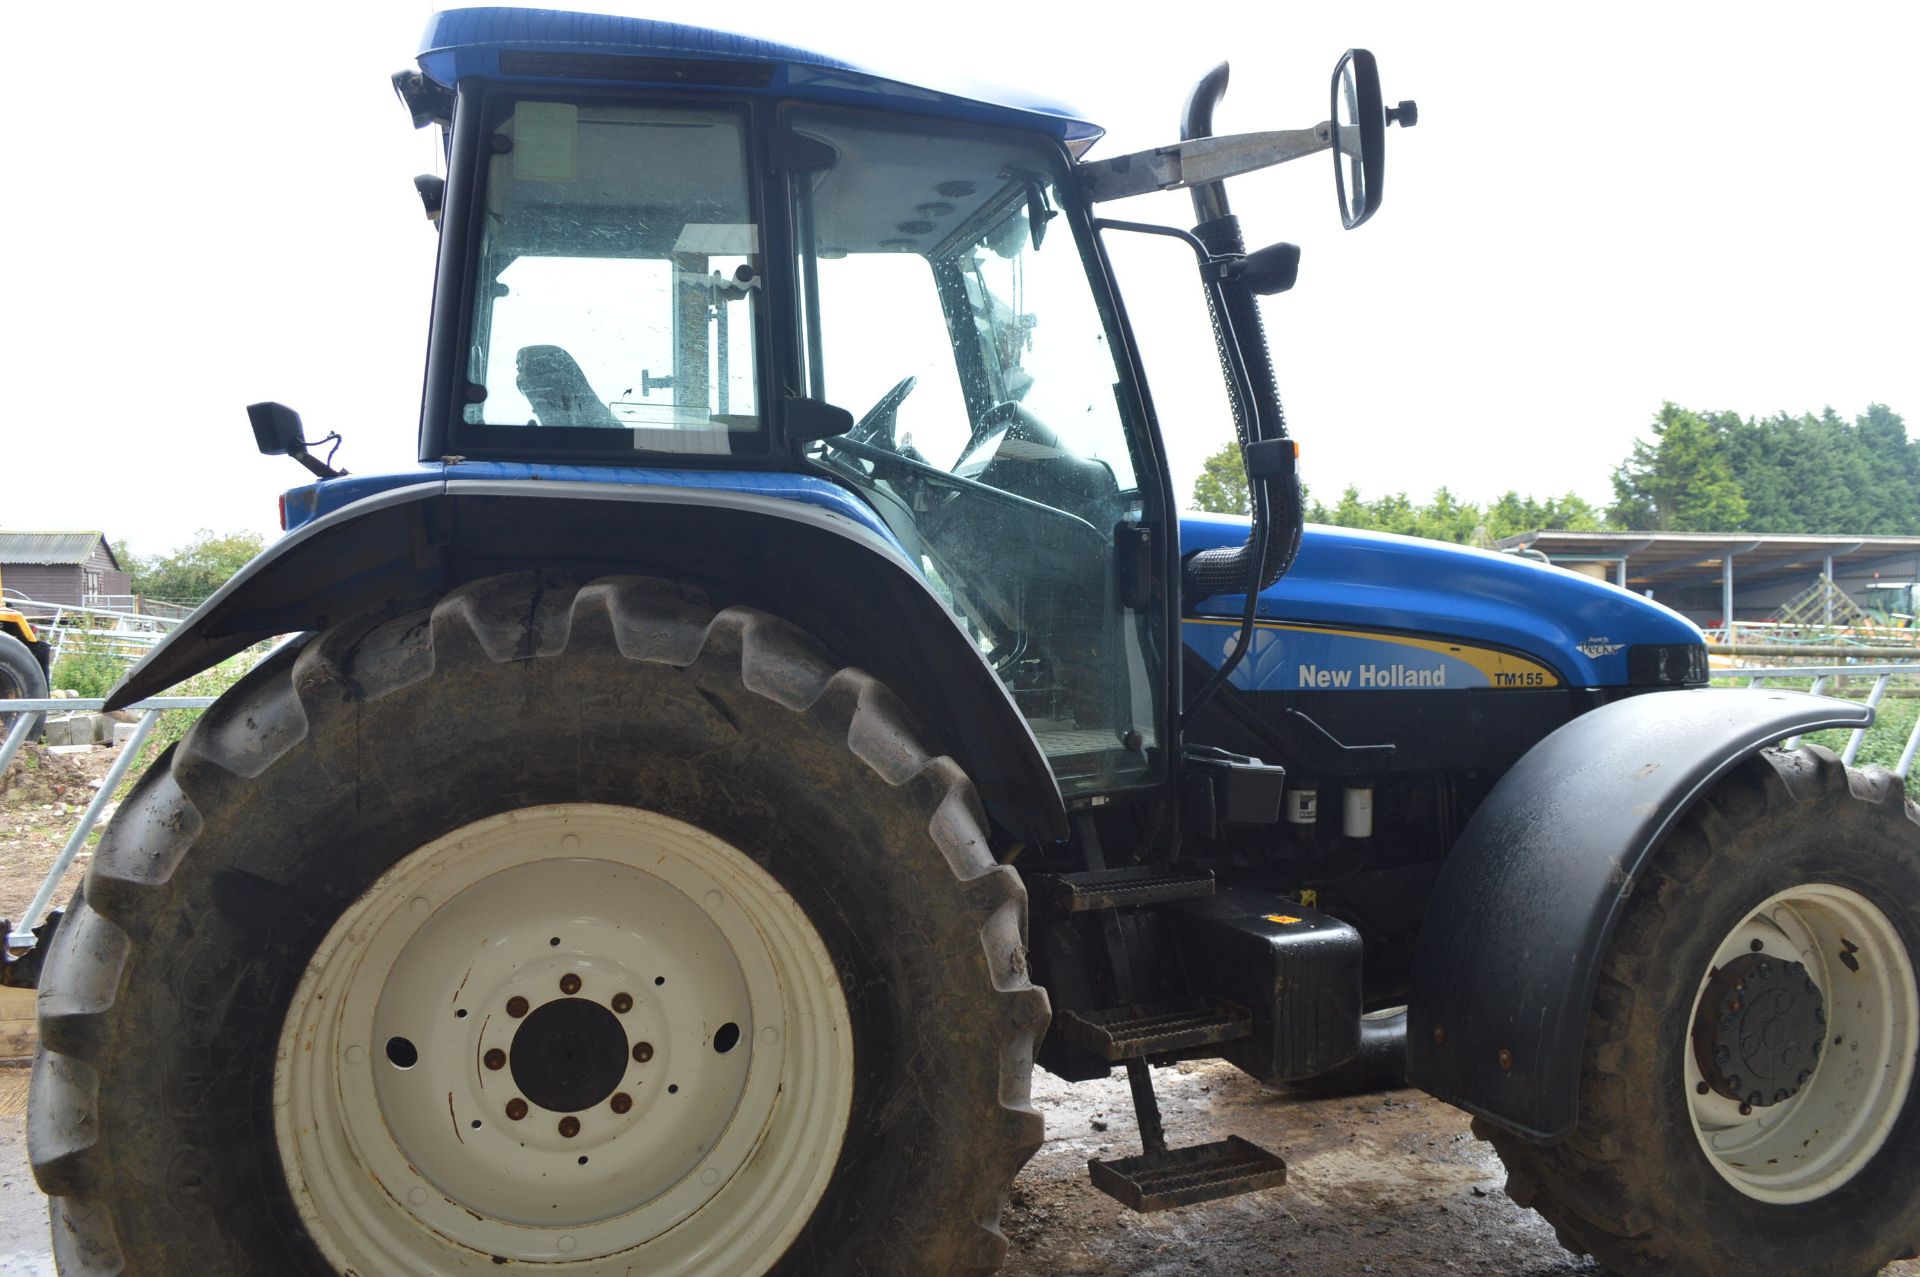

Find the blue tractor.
xmin=28 ymin=11 xmax=1918 ymax=1276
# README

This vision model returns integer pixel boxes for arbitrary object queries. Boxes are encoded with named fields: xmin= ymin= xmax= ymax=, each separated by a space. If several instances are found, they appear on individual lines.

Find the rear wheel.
xmin=1485 ymin=746 xmax=1920 ymax=1277
xmin=31 ymin=573 xmax=1048 ymax=1276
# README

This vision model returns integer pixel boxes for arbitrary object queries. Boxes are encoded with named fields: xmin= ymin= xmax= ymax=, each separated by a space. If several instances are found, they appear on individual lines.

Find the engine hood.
xmin=1181 ymin=514 xmax=1704 ymax=689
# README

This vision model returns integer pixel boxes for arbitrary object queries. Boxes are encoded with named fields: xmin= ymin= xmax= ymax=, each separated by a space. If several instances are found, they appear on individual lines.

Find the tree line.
xmin=111 ymin=529 xmax=267 ymax=606
xmin=1191 ymin=402 xmax=1912 ymax=542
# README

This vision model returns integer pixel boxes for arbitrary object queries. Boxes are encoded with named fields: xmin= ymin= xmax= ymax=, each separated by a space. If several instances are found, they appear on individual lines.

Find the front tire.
xmin=1485 ymin=746 xmax=1920 ymax=1277
xmin=30 ymin=573 xmax=1048 ymax=1276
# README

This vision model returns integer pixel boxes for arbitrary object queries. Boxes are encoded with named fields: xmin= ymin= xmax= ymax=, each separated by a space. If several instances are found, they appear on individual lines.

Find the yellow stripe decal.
xmin=1183 ymin=618 xmax=1561 ymax=691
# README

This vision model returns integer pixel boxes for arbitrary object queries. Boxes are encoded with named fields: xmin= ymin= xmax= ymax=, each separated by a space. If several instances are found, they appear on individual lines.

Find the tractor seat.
xmin=516 ymin=345 xmax=621 ymax=428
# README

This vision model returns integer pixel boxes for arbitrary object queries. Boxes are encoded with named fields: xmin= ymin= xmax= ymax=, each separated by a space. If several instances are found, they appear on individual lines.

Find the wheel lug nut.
xmin=1695 ymin=1081 xmax=1710 ymax=1096
xmin=507 ymin=996 xmax=530 ymax=1018
xmin=610 ymin=1092 xmax=633 ymax=1114
xmin=560 ymin=973 xmax=582 ymax=996
xmin=1738 ymin=1102 xmax=1753 ymax=1116
xmin=633 ymin=1041 xmax=654 ymax=1063
xmin=1750 ymin=939 xmax=1764 ymax=952
xmin=484 ymin=1048 xmax=507 ymax=1071
xmin=506 ymin=1098 xmax=528 ymax=1121
xmin=612 ymin=992 xmax=633 ymax=1014
xmin=559 ymin=1116 xmax=581 ymax=1138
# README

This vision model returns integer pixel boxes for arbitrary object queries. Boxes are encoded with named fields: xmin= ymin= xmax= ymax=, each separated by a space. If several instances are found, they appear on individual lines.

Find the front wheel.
xmin=1485 ymin=746 xmax=1920 ymax=1277
xmin=30 ymin=574 xmax=1048 ymax=1276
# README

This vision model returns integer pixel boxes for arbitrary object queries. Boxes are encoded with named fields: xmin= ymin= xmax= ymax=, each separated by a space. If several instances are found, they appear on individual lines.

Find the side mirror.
xmin=248 ymin=402 xmax=345 ymax=479
xmin=248 ymin=401 xmax=307 ymax=456
xmin=1331 ymin=49 xmax=1415 ymax=229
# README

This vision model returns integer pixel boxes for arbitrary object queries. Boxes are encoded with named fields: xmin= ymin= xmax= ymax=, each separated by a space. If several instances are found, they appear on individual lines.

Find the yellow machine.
xmin=0 ymin=565 xmax=52 ymax=709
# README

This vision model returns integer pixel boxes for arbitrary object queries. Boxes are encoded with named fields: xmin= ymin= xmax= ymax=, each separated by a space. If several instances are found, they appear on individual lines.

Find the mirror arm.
xmin=1077 ymin=125 xmax=1333 ymax=204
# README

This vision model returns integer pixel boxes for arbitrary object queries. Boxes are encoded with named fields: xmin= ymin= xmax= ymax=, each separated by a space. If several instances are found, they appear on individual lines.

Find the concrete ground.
xmin=0 ymin=1059 xmax=1909 ymax=1276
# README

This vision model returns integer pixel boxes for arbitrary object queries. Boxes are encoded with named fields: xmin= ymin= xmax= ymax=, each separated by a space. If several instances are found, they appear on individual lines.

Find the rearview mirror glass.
xmin=247 ymin=401 xmax=307 ymax=456
xmin=1331 ymin=49 xmax=1385 ymax=229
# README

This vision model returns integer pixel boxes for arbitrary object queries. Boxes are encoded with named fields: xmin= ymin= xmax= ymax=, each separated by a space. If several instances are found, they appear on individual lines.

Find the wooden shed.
xmin=0 ymin=531 xmax=133 ymax=612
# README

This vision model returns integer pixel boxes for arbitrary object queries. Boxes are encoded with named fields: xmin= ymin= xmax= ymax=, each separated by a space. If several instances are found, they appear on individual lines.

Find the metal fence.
xmin=3 ymin=593 xmax=185 ymax=665
xmin=0 ymin=696 xmax=216 ymax=945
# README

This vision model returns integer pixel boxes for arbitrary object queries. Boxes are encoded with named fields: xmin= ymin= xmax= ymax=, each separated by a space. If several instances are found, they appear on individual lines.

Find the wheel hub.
xmin=511 ymin=996 xmax=631 ymax=1113
xmin=1692 ymin=952 xmax=1825 ymax=1107
xmin=276 ymin=804 xmax=855 ymax=1274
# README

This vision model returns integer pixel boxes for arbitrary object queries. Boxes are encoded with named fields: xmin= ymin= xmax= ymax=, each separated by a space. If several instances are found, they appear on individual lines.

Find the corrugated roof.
xmin=1497 ymin=530 xmax=1920 ymax=592
xmin=0 ymin=531 xmax=113 ymax=567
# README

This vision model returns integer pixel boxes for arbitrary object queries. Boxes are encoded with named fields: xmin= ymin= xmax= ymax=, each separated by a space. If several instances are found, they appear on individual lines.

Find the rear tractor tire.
xmin=1485 ymin=746 xmax=1920 ymax=1277
xmin=29 ymin=572 xmax=1049 ymax=1276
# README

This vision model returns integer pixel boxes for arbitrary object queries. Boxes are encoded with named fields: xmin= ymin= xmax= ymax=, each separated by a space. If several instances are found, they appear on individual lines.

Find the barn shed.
xmin=0 ymin=531 xmax=133 ymax=612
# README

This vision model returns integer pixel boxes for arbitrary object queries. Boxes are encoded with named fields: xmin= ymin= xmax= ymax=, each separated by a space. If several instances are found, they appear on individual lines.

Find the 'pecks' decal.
xmin=1576 ymin=637 xmax=1625 ymax=658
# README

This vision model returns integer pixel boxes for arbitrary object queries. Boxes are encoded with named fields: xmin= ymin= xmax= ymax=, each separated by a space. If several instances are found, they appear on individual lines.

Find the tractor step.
xmin=1039 ymin=865 xmax=1215 ymax=913
xmin=1088 ymin=1135 xmax=1289 ymax=1212
xmin=1053 ymin=997 xmax=1252 ymax=1060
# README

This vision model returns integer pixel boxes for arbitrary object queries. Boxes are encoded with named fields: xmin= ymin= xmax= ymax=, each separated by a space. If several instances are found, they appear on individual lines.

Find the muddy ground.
xmin=0 ymin=1059 xmax=1909 ymax=1275
xmin=0 ymin=744 xmax=119 ymax=930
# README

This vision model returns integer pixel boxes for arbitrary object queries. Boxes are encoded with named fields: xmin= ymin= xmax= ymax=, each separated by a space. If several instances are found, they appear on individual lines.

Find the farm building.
xmin=1498 ymin=530 xmax=1920 ymax=631
xmin=0 ymin=531 xmax=133 ymax=612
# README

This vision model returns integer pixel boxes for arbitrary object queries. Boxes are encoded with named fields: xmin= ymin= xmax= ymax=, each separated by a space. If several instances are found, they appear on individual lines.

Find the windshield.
xmin=457 ymin=100 xmax=762 ymax=457
xmin=790 ymin=109 xmax=1163 ymax=793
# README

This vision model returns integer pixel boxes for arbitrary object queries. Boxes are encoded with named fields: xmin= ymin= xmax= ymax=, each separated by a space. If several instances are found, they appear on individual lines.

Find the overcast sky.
xmin=2 ymin=2 xmax=1914 ymax=557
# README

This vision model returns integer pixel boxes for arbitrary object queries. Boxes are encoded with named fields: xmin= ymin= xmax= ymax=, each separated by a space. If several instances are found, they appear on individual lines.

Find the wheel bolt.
xmin=612 ymin=992 xmax=633 ymax=1014
xmin=1750 ymin=939 xmax=1764 ymax=952
xmin=506 ymin=1098 xmax=528 ymax=1121
xmin=559 ymin=1116 xmax=581 ymax=1138
xmin=1696 ymin=1081 xmax=1710 ymax=1096
xmin=610 ymin=1092 xmax=633 ymax=1114
xmin=507 ymin=996 xmax=529 ymax=1018
xmin=633 ymin=1041 xmax=654 ymax=1063
xmin=560 ymin=973 xmax=582 ymax=996
xmin=484 ymin=1048 xmax=507 ymax=1071
xmin=1739 ymin=1102 xmax=1753 ymax=1116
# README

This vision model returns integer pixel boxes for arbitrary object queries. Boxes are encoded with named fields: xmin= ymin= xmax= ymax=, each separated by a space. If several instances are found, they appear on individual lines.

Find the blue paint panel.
xmin=280 ymin=463 xmax=906 ymax=557
xmin=1180 ymin=514 xmax=1703 ymax=689
xmin=417 ymin=8 xmax=1102 ymax=147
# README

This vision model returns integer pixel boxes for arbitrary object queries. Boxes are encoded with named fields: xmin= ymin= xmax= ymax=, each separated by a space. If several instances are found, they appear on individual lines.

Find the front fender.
xmin=1404 ymin=687 xmax=1873 ymax=1143
xmin=110 ymin=478 xmax=1068 ymax=842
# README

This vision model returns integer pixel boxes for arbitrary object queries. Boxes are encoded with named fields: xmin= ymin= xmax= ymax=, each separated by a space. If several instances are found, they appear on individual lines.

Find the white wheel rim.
xmin=1684 ymin=883 xmax=1918 ymax=1203
xmin=276 ymin=804 xmax=854 ymax=1274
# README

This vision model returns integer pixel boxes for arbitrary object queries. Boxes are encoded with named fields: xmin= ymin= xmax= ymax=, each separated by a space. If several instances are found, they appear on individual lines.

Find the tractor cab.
xmin=392 ymin=10 xmax=1408 ymax=802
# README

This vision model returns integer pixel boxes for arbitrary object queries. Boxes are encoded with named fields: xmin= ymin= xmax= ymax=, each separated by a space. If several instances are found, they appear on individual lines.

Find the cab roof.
xmin=418 ymin=7 xmax=1105 ymax=153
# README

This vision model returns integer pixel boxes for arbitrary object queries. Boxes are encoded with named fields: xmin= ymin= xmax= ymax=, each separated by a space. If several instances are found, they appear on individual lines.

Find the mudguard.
xmin=109 ymin=478 xmax=1068 ymax=842
xmin=1404 ymin=687 xmax=1873 ymax=1144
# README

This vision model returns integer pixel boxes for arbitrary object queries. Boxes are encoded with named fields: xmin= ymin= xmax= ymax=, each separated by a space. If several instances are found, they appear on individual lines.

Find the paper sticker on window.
xmin=671 ymin=223 xmax=761 ymax=256
xmin=514 ymin=102 xmax=578 ymax=183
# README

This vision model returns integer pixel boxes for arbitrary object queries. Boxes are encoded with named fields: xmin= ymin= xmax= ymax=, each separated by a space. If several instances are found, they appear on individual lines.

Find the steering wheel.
xmin=849 ymin=376 xmax=917 ymax=447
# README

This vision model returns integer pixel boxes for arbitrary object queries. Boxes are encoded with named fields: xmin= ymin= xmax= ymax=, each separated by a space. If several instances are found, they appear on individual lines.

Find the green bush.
xmin=49 ymin=615 xmax=129 ymax=699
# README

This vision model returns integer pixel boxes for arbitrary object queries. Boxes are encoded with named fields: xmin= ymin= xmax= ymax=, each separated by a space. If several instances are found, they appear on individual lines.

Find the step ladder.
xmin=1062 ymin=827 xmax=1289 ymax=1213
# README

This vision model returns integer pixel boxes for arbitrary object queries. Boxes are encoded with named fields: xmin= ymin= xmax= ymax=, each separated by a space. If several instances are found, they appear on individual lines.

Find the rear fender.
xmin=1404 ymin=688 xmax=1873 ymax=1143
xmin=109 ymin=479 xmax=1068 ymax=842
